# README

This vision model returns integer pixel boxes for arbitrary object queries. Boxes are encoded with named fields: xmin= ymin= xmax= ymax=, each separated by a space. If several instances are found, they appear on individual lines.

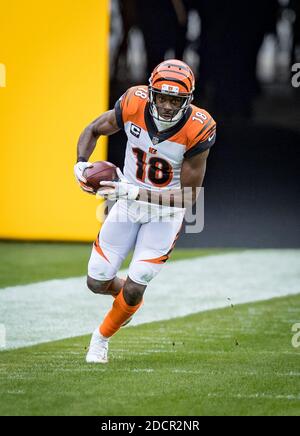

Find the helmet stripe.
xmin=153 ymin=69 xmax=189 ymax=79
xmin=152 ymin=69 xmax=193 ymax=87
xmin=162 ymin=62 xmax=191 ymax=73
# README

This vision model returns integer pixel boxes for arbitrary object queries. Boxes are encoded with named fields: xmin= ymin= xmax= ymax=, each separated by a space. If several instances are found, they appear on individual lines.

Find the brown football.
xmin=83 ymin=161 xmax=118 ymax=192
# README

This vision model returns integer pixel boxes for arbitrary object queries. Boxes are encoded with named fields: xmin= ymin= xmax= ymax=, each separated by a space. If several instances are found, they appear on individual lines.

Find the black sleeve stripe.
xmin=114 ymin=99 xmax=124 ymax=130
xmin=195 ymin=118 xmax=214 ymax=139
xmin=184 ymin=134 xmax=216 ymax=159
xmin=200 ymin=125 xmax=216 ymax=143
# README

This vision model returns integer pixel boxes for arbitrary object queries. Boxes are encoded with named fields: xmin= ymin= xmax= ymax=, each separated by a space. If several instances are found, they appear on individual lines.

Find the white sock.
xmin=99 ymin=331 xmax=109 ymax=342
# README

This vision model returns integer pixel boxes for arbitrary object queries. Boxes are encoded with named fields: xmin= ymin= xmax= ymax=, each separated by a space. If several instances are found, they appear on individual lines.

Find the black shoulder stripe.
xmin=200 ymin=125 xmax=216 ymax=143
xmin=195 ymin=118 xmax=214 ymax=139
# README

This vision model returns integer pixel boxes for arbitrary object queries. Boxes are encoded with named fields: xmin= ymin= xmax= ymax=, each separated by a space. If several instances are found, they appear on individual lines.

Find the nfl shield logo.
xmin=152 ymin=136 xmax=159 ymax=145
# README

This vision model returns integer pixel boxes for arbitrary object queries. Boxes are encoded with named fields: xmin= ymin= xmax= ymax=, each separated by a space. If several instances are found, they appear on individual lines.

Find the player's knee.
xmin=123 ymin=279 xmax=146 ymax=306
xmin=128 ymin=261 xmax=158 ymax=288
xmin=86 ymin=276 xmax=112 ymax=295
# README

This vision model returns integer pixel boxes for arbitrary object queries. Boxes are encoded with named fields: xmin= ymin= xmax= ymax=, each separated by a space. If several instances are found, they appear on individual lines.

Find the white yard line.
xmin=0 ymin=250 xmax=299 ymax=350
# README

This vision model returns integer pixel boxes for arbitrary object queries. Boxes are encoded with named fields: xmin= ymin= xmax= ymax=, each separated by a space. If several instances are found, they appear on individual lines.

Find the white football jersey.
xmin=115 ymin=86 xmax=216 ymax=192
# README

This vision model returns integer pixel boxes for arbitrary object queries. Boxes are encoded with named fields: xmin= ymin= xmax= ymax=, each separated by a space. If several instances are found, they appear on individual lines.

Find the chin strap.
xmin=151 ymin=105 xmax=184 ymax=131
xmin=153 ymin=117 xmax=179 ymax=132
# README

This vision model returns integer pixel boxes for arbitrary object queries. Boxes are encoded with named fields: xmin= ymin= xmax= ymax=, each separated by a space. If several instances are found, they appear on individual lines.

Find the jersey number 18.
xmin=133 ymin=148 xmax=173 ymax=187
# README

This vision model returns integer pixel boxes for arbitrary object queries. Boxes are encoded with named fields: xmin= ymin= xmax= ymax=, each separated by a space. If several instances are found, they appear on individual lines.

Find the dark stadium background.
xmin=108 ymin=0 xmax=300 ymax=248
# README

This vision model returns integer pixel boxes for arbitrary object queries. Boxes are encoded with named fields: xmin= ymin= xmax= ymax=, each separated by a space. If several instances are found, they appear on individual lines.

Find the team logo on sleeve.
xmin=130 ymin=123 xmax=141 ymax=138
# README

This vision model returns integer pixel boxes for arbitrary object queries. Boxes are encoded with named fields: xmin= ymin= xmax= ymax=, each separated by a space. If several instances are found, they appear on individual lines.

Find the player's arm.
xmin=135 ymin=150 xmax=209 ymax=207
xmin=74 ymin=110 xmax=120 ymax=191
xmin=99 ymin=150 xmax=209 ymax=207
xmin=77 ymin=109 xmax=120 ymax=162
xmin=180 ymin=149 xmax=209 ymax=204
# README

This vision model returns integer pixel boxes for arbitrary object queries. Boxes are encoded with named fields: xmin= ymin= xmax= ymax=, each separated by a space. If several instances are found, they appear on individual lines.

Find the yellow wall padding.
xmin=0 ymin=0 xmax=109 ymax=241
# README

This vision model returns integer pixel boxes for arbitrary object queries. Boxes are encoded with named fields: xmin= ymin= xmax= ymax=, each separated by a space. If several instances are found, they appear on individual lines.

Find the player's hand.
xmin=79 ymin=181 xmax=95 ymax=195
xmin=116 ymin=167 xmax=128 ymax=183
xmin=74 ymin=161 xmax=93 ymax=184
xmin=97 ymin=169 xmax=140 ymax=201
xmin=74 ymin=161 xmax=94 ymax=194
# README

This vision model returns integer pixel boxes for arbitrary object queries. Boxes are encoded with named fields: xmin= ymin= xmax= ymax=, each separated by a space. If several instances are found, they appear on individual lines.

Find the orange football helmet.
xmin=149 ymin=59 xmax=195 ymax=123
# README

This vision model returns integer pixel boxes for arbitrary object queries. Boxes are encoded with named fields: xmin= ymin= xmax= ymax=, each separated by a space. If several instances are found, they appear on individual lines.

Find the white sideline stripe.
xmin=0 ymin=250 xmax=299 ymax=350
xmin=208 ymin=393 xmax=300 ymax=401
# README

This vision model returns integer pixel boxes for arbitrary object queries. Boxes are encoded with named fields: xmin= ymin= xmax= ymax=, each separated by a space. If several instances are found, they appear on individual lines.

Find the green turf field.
xmin=0 ymin=294 xmax=299 ymax=416
xmin=0 ymin=241 xmax=234 ymax=288
xmin=0 ymin=243 xmax=299 ymax=416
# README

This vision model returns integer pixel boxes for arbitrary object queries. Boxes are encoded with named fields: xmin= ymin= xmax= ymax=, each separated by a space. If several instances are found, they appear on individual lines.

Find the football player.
xmin=74 ymin=60 xmax=216 ymax=363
